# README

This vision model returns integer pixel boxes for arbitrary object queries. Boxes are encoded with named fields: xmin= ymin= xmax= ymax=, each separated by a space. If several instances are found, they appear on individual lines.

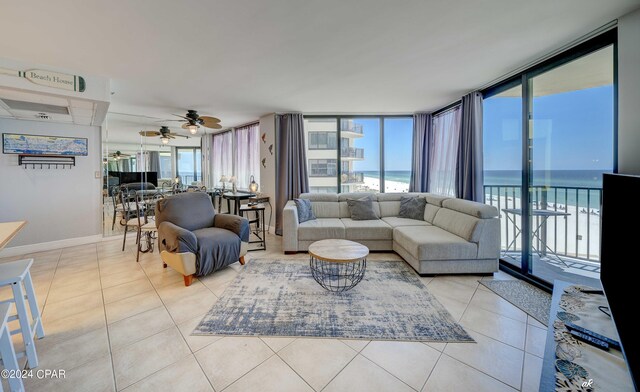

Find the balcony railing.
xmin=340 ymin=120 xmax=363 ymax=134
xmin=484 ymin=185 xmax=602 ymax=263
xmin=341 ymin=172 xmax=365 ymax=184
xmin=341 ymin=147 xmax=364 ymax=159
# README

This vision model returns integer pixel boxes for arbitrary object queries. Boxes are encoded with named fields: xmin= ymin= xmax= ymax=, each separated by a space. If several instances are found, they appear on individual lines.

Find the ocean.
xmin=361 ymin=169 xmax=609 ymax=208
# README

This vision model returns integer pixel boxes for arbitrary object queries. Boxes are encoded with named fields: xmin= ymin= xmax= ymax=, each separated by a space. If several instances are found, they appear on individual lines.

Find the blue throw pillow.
xmin=294 ymin=199 xmax=316 ymax=223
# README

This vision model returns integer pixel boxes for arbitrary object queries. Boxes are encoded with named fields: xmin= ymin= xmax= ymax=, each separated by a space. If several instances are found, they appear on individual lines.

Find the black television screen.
xmin=109 ymin=171 xmax=158 ymax=187
xmin=601 ymin=173 xmax=639 ymax=390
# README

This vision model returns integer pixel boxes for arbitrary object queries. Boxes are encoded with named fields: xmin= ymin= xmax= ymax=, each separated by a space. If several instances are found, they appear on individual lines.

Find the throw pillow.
xmin=294 ymin=198 xmax=316 ymax=223
xmin=399 ymin=196 xmax=427 ymax=220
xmin=347 ymin=196 xmax=379 ymax=220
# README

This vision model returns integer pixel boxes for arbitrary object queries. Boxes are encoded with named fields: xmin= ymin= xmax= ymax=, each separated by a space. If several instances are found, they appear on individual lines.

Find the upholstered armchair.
xmin=155 ymin=192 xmax=249 ymax=286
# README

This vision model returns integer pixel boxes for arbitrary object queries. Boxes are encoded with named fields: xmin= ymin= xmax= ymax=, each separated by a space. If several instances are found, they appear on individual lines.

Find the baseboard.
xmin=0 ymin=234 xmax=103 ymax=258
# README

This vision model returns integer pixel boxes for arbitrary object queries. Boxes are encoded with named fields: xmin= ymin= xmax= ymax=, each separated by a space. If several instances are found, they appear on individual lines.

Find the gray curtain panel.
xmin=121 ymin=159 xmax=130 ymax=172
xmin=275 ymin=113 xmax=310 ymax=235
xmin=148 ymin=151 xmax=161 ymax=174
xmin=456 ymin=92 xmax=484 ymax=201
xmin=409 ymin=113 xmax=432 ymax=192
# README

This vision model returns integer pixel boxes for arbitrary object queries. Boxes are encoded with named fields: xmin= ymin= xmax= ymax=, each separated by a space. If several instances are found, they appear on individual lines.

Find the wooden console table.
xmin=0 ymin=221 xmax=26 ymax=250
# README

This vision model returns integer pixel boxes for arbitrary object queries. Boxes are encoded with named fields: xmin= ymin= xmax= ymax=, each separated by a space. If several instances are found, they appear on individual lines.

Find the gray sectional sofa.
xmin=283 ymin=192 xmax=500 ymax=275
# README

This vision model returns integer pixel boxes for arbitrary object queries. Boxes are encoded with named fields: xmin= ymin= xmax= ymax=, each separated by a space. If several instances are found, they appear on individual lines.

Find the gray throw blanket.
xmin=157 ymin=214 xmax=249 ymax=276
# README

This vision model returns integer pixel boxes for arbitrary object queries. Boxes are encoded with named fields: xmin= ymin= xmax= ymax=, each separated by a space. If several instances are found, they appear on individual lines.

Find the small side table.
xmin=239 ymin=204 xmax=266 ymax=251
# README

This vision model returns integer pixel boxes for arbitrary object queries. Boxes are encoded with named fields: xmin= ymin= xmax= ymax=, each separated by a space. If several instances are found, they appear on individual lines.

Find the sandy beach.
xmin=360 ymin=176 xmax=410 ymax=193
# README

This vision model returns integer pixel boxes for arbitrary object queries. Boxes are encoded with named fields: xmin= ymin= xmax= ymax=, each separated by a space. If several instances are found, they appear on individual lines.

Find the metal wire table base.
xmin=309 ymin=256 xmax=366 ymax=292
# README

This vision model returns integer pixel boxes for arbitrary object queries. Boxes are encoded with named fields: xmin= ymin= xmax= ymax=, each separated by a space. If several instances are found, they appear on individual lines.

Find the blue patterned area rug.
xmin=194 ymin=259 xmax=473 ymax=342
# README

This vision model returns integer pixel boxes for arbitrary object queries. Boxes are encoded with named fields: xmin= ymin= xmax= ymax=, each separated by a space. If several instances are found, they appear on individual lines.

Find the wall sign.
xmin=0 ymin=67 xmax=86 ymax=92
xmin=3 ymin=133 xmax=88 ymax=156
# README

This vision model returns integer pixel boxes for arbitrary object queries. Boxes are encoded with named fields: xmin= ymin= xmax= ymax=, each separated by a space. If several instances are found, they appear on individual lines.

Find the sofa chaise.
xmin=283 ymin=192 xmax=500 ymax=275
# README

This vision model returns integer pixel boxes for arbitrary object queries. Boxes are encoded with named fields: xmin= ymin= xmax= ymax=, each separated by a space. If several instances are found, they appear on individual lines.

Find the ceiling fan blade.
xmin=139 ymin=131 xmax=161 ymax=137
xmin=169 ymin=133 xmax=189 ymax=138
xmin=172 ymin=113 xmax=191 ymax=121
xmin=205 ymin=123 xmax=222 ymax=130
xmin=199 ymin=116 xmax=220 ymax=123
xmin=200 ymin=116 xmax=221 ymax=128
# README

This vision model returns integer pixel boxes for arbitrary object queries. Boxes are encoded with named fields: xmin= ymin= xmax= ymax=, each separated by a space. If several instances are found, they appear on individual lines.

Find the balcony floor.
xmin=501 ymin=251 xmax=601 ymax=288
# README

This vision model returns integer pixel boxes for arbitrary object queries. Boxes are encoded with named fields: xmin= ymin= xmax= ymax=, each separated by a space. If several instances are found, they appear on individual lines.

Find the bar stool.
xmin=0 ymin=259 xmax=44 ymax=369
xmin=0 ymin=303 xmax=24 ymax=392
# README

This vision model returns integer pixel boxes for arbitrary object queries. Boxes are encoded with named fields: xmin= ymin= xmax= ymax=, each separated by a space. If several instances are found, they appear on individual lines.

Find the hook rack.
xmin=18 ymin=154 xmax=75 ymax=169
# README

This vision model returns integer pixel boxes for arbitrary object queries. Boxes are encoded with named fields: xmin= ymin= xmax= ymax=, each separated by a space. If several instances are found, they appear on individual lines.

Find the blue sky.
xmin=483 ymin=85 xmax=614 ymax=171
xmin=349 ymin=117 xmax=413 ymax=172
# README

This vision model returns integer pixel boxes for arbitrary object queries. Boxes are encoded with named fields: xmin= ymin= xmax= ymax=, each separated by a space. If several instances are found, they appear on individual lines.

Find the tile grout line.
xmin=218 ymin=351 xmax=278 ymax=392
xmin=520 ymin=321 xmax=530 ymax=391
xmin=273 ymin=350 xmax=318 ymax=392
xmin=419 ymin=349 xmax=445 ymax=392
xmin=95 ymin=243 xmax=120 ymax=391
xmin=318 ymin=349 xmax=361 ymax=392
xmin=134 ymin=248 xmax=219 ymax=392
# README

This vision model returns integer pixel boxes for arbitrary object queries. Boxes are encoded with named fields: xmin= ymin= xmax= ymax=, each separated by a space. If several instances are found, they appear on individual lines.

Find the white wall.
xmin=0 ymin=118 xmax=102 ymax=250
xmin=259 ymin=114 xmax=276 ymax=233
xmin=618 ymin=8 xmax=640 ymax=174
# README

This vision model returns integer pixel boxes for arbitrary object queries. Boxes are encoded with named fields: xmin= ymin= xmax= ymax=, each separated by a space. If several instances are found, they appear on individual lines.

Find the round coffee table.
xmin=308 ymin=239 xmax=369 ymax=292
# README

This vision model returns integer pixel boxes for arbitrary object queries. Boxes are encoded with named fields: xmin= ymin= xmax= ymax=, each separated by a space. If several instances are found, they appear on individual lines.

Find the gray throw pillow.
xmin=399 ymin=196 xmax=427 ymax=220
xmin=294 ymin=199 xmax=316 ymax=223
xmin=347 ymin=196 xmax=379 ymax=220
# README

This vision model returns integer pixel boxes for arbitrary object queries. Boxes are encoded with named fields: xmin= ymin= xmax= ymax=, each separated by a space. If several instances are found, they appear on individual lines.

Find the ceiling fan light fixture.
xmin=187 ymin=124 xmax=198 ymax=135
xmin=161 ymin=136 xmax=170 ymax=145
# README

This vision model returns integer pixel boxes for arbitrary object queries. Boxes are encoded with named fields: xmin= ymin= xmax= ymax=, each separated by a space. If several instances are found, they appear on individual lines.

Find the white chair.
xmin=0 ymin=303 xmax=24 ymax=392
xmin=0 ymin=259 xmax=44 ymax=369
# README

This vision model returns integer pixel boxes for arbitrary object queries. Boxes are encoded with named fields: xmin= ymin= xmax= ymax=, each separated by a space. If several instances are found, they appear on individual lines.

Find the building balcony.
xmin=340 ymin=147 xmax=364 ymax=160
xmin=341 ymin=172 xmax=365 ymax=184
xmin=340 ymin=120 xmax=364 ymax=138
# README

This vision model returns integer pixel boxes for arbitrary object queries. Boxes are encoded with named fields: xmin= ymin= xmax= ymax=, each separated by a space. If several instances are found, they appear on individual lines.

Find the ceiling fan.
xmin=110 ymin=151 xmax=131 ymax=160
xmin=139 ymin=126 xmax=188 ymax=145
xmin=162 ymin=110 xmax=222 ymax=134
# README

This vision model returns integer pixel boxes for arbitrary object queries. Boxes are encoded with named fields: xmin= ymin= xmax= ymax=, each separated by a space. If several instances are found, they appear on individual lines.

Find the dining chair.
xmin=135 ymin=192 xmax=163 ymax=261
xmin=110 ymin=185 xmax=124 ymax=230
xmin=120 ymin=189 xmax=145 ymax=252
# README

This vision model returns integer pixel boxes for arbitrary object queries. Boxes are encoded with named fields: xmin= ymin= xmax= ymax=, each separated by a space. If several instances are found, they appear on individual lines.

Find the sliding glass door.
xmin=483 ymin=33 xmax=615 ymax=287
xmin=483 ymin=84 xmax=523 ymax=270
xmin=526 ymin=45 xmax=614 ymax=286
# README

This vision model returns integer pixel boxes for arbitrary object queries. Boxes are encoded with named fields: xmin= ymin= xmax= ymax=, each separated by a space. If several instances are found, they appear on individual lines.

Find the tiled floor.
xmin=0 ymin=233 xmax=546 ymax=391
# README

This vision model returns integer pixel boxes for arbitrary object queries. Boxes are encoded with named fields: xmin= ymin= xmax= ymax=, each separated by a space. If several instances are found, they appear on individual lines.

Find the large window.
xmin=176 ymin=147 xmax=201 ymax=184
xmin=309 ymin=132 xmax=337 ymax=150
xmin=304 ymin=116 xmax=413 ymax=193
xmin=482 ymin=32 xmax=615 ymax=287
xmin=234 ymin=123 xmax=260 ymax=190
xmin=159 ymin=152 xmax=172 ymax=179
xmin=383 ymin=118 xmax=413 ymax=192
xmin=309 ymin=159 xmax=337 ymax=177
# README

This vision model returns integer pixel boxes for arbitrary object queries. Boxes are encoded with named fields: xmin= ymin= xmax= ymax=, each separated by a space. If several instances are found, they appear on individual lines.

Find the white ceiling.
xmin=0 ymin=0 xmax=638 ymax=139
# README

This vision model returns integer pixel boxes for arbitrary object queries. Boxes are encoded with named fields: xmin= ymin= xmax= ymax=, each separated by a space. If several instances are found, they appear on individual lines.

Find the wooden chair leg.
xmin=183 ymin=274 xmax=194 ymax=286
xmin=122 ymin=226 xmax=127 ymax=251
xmin=239 ymin=256 xmax=245 ymax=265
